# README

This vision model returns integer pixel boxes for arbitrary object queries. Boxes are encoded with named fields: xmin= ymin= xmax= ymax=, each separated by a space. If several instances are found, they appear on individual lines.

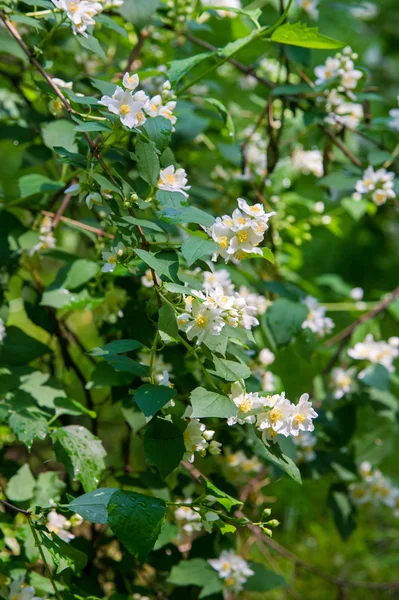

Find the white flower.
xmin=175 ymin=501 xmax=202 ymax=534
xmin=141 ymin=268 xmax=161 ymax=288
xmin=292 ymin=147 xmax=324 ymax=177
xmin=0 ymin=318 xmax=6 ymax=343
xmin=203 ymin=268 xmax=234 ymax=295
xmin=259 ymin=348 xmax=275 ymax=367
xmin=201 ymin=0 xmax=242 ymax=18
xmin=330 ymin=367 xmax=356 ymax=399
xmin=313 ymin=201 xmax=325 ymax=213
xmin=350 ymin=1 xmax=379 ymax=20
xmin=157 ymin=165 xmax=190 ymax=197
xmin=293 ymin=431 xmax=317 ymax=462
xmin=239 ymin=285 xmax=269 ymax=316
xmin=289 ymin=393 xmax=318 ymax=436
xmin=315 ymin=57 xmax=341 ymax=85
xmin=177 ymin=295 xmax=225 ymax=343
xmin=101 ymin=242 xmax=126 ymax=273
xmin=85 ymin=192 xmax=103 ymax=209
xmin=46 ymin=510 xmax=75 ymax=543
xmin=302 ymin=296 xmax=334 ymax=337
xmin=7 ymin=577 xmax=43 ymax=600
xmin=256 ymin=392 xmax=294 ymax=438
xmin=348 ymin=334 xmax=399 ymax=372
xmin=29 ymin=229 xmax=56 ymax=255
xmin=325 ymin=101 xmax=364 ymax=130
xmin=52 ymin=77 xmax=73 ymax=90
xmin=183 ymin=410 xmax=219 ymax=462
xmin=243 ymin=131 xmax=267 ymax=177
xmin=122 ymin=72 xmax=139 ymax=91
xmin=296 ymin=0 xmax=320 ymax=20
xmin=355 ymin=166 xmax=396 ymax=206
xmin=350 ymin=287 xmax=364 ymax=300
xmin=261 ymin=370 xmax=276 ymax=392
xmin=146 ymin=94 xmax=177 ymax=127
xmin=52 ymin=0 xmax=103 ymax=36
xmin=227 ymin=380 xmax=263 ymax=426
xmin=223 ymin=450 xmax=262 ymax=473
xmin=99 ymin=86 xmax=148 ymax=128
xmin=208 ymin=550 xmax=254 ymax=594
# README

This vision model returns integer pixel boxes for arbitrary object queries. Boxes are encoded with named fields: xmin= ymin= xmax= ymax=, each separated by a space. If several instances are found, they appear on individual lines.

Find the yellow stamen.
xmin=237 ymin=230 xmax=249 ymax=243
xmin=120 ymin=104 xmax=130 ymax=115
xmin=195 ymin=314 xmax=208 ymax=328
xmin=218 ymin=236 xmax=229 ymax=249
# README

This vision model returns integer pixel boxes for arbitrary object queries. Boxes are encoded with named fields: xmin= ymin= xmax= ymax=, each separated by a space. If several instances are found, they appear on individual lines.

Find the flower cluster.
xmin=222 ymin=449 xmax=263 ymax=476
xmin=296 ymin=0 xmax=320 ymax=20
xmin=177 ymin=286 xmax=260 ymax=343
xmin=201 ymin=269 xmax=269 ymax=316
xmin=209 ymin=551 xmax=254 ymax=595
xmin=315 ymin=46 xmax=362 ymax=91
xmin=292 ymin=147 xmax=324 ymax=178
xmin=348 ymin=334 xmax=399 ymax=373
xmin=101 ymin=242 xmax=126 ymax=273
xmin=30 ymin=216 xmax=56 ymax=255
xmin=52 ymin=0 xmax=103 ymax=37
xmin=350 ymin=461 xmax=399 ymax=517
xmin=183 ymin=408 xmax=221 ymax=462
xmin=46 ymin=510 xmax=80 ymax=543
xmin=100 ymin=74 xmax=176 ymax=129
xmin=293 ymin=431 xmax=317 ymax=463
xmin=174 ymin=501 xmax=203 ymax=535
xmin=302 ymin=296 xmax=334 ymax=338
xmin=330 ymin=367 xmax=356 ymax=399
xmin=324 ymin=89 xmax=364 ymax=130
xmin=242 ymin=129 xmax=268 ymax=178
xmin=205 ymin=198 xmax=275 ymax=262
xmin=353 ymin=166 xmax=396 ymax=206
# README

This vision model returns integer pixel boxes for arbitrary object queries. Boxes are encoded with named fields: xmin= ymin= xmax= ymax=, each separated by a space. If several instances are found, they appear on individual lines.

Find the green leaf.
xmin=341 ymin=197 xmax=368 ymax=221
xmin=88 ymin=339 xmax=143 ymax=356
xmin=158 ymin=303 xmax=178 ymax=339
xmin=51 ymin=425 xmax=107 ymax=493
xmin=18 ymin=174 xmax=63 ymax=198
xmin=201 ymin=478 xmax=243 ymax=512
xmin=33 ymin=472 xmax=66 ymax=507
xmin=248 ymin=428 xmax=302 ymax=484
xmin=244 ymin=563 xmax=286 ymax=592
xmin=142 ymin=116 xmax=172 ymax=152
xmin=203 ymin=97 xmax=235 ymax=140
xmin=169 ymin=52 xmax=213 ymax=86
xmin=136 ymin=139 xmax=160 ymax=185
xmin=76 ymin=34 xmax=107 ymax=61
xmin=122 ymin=215 xmax=166 ymax=233
xmin=88 ymin=362 xmax=135 ymax=388
xmin=167 ymin=558 xmax=221 ymax=592
xmin=41 ymin=532 xmax=87 ymax=574
xmin=67 ymin=488 xmax=118 ymax=524
xmin=74 ymin=121 xmax=111 ymax=132
xmin=181 ymin=236 xmax=219 ymax=266
xmin=266 ymin=299 xmax=307 ymax=346
xmin=157 ymin=205 xmax=215 ymax=227
xmin=134 ymin=384 xmax=177 ymax=417
xmin=135 ymin=248 xmax=179 ymax=282
xmin=319 ymin=173 xmax=359 ymax=191
xmin=59 ymin=258 xmax=100 ymax=290
xmin=328 ymin=485 xmax=356 ymax=540
xmin=153 ymin=521 xmax=179 ymax=550
xmin=42 ymin=119 xmax=78 ymax=153
xmin=190 ymin=387 xmax=236 ymax=419
xmin=271 ymin=22 xmax=345 ymax=49
xmin=11 ymin=14 xmax=45 ymax=31
xmin=119 ymin=0 xmax=159 ymax=29
xmin=144 ymin=416 xmax=185 ymax=478
xmin=96 ymin=13 xmax=128 ymax=36
xmin=8 ymin=411 xmax=49 ymax=451
xmin=6 ymin=464 xmax=35 ymax=502
xmin=219 ymin=29 xmax=260 ymax=59
xmin=107 ymin=489 xmax=166 ymax=562
xmin=210 ymin=356 xmax=251 ymax=382
xmin=104 ymin=354 xmax=148 ymax=376
xmin=0 ymin=326 xmax=50 ymax=365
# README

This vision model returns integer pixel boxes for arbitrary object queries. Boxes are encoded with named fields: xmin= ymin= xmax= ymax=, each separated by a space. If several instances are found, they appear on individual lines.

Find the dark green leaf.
xmin=169 ymin=52 xmax=213 ymax=86
xmin=119 ymin=0 xmax=159 ymax=29
xmin=76 ymin=34 xmax=107 ymax=61
xmin=142 ymin=116 xmax=172 ymax=152
xmin=201 ymin=478 xmax=243 ymax=512
xmin=190 ymin=387 xmax=236 ymax=418
xmin=136 ymin=139 xmax=160 ymax=185
xmin=0 ymin=327 xmax=50 ymax=365
xmin=266 ymin=299 xmax=307 ymax=346
xmin=144 ymin=416 xmax=185 ymax=478
xmin=244 ymin=563 xmax=286 ymax=592
xmin=67 ymin=488 xmax=118 ymax=524
xmin=135 ymin=248 xmax=179 ymax=282
xmin=41 ymin=532 xmax=87 ymax=574
xmin=8 ymin=410 xmax=48 ymax=451
xmin=18 ymin=174 xmax=63 ymax=198
xmin=134 ymin=384 xmax=177 ymax=417
xmin=271 ymin=22 xmax=345 ymax=49
xmin=248 ymin=428 xmax=302 ymax=484
xmin=181 ymin=236 xmax=219 ymax=266
xmin=158 ymin=303 xmax=179 ymax=339
xmin=88 ymin=339 xmax=143 ymax=356
xmin=42 ymin=119 xmax=78 ymax=153
xmin=328 ymin=485 xmax=356 ymax=540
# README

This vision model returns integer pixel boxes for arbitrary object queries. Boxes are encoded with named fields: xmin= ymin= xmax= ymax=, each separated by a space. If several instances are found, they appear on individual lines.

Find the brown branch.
xmin=41 ymin=210 xmax=114 ymax=238
xmin=320 ymin=126 xmax=363 ymax=169
xmin=185 ymin=31 xmax=275 ymax=90
xmin=0 ymin=497 xmax=30 ymax=516
xmin=126 ymin=29 xmax=149 ymax=72
xmin=52 ymin=193 xmax=71 ymax=228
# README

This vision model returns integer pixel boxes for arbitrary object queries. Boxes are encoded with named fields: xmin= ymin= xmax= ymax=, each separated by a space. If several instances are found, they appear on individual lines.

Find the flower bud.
xmin=262 ymin=508 xmax=272 ymax=519
xmin=130 ymin=192 xmax=139 ymax=202
xmin=266 ymin=519 xmax=280 ymax=528
xmin=261 ymin=526 xmax=273 ymax=537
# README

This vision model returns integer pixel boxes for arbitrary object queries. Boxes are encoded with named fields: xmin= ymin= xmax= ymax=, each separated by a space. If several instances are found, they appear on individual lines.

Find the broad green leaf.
xmin=67 ymin=488 xmax=118 ymax=524
xmin=51 ymin=425 xmax=106 ymax=493
xmin=319 ymin=173 xmax=359 ymax=190
xmin=271 ymin=22 xmax=345 ymax=49
xmin=96 ymin=13 xmax=128 ymax=36
xmin=88 ymin=339 xmax=143 ymax=356
xmin=59 ymin=259 xmax=99 ymax=290
xmin=248 ymin=428 xmax=302 ymax=484
xmin=219 ymin=29 xmax=260 ymax=59
xmin=76 ymin=34 xmax=107 ymax=61
xmin=210 ymin=356 xmax=251 ymax=382
xmin=144 ymin=416 xmax=185 ymax=478
xmin=11 ymin=15 xmax=45 ymax=31
xmin=201 ymin=478 xmax=243 ymax=512
xmin=33 ymin=472 xmax=66 ymax=507
xmin=8 ymin=410 xmax=48 ymax=451
xmin=6 ymin=464 xmax=35 ymax=502
xmin=135 ymin=248 xmax=179 ymax=282
xmin=157 ymin=206 xmax=215 ymax=227
xmin=167 ymin=558 xmax=221 ymax=591
xmin=42 ymin=119 xmax=78 ymax=153
xmin=122 ymin=215 xmax=166 ymax=233
xmin=341 ymin=197 xmax=369 ymax=221
xmin=244 ymin=563 xmax=286 ymax=592
xmin=190 ymin=387 xmax=236 ymax=419
xmin=19 ymin=370 xmax=66 ymax=409
xmin=134 ymin=384 xmax=177 ymax=417
xmin=169 ymin=52 xmax=213 ymax=86
xmin=136 ymin=139 xmax=160 ymax=185
xmin=203 ymin=97 xmax=235 ymax=140
xmin=104 ymin=354 xmax=148 ymax=376
xmin=90 ymin=77 xmax=116 ymax=96
xmin=142 ymin=116 xmax=172 ymax=152
xmin=41 ymin=532 xmax=87 ymax=574
xmin=88 ymin=362 xmax=135 ymax=388
xmin=107 ymin=489 xmax=166 ymax=562
xmin=40 ymin=288 xmax=101 ymax=310
xmin=153 ymin=521 xmax=179 ymax=550
xmin=119 ymin=0 xmax=159 ymax=29
xmin=158 ymin=303 xmax=179 ymax=340
xmin=0 ymin=326 xmax=50 ymax=365
xmin=181 ymin=236 xmax=218 ymax=266
xmin=18 ymin=174 xmax=63 ymax=198
xmin=266 ymin=299 xmax=307 ymax=346
xmin=91 ymin=173 xmax=123 ymax=197
xmin=328 ymin=485 xmax=356 ymax=540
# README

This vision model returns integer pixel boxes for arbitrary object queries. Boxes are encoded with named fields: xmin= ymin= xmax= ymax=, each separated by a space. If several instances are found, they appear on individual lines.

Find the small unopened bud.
xmin=261 ymin=526 xmax=273 ymax=537
xmin=123 ymin=200 xmax=131 ymax=209
xmin=130 ymin=192 xmax=139 ymax=202
xmin=262 ymin=508 xmax=272 ymax=519
xmin=266 ymin=519 xmax=280 ymax=528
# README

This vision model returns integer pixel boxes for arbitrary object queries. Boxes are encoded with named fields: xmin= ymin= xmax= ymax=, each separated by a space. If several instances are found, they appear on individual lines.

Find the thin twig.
xmin=321 ymin=126 xmax=363 ymax=169
xmin=52 ymin=193 xmax=71 ymax=228
xmin=126 ymin=29 xmax=149 ymax=72
xmin=41 ymin=210 xmax=114 ymax=238
xmin=0 ymin=497 xmax=30 ymax=516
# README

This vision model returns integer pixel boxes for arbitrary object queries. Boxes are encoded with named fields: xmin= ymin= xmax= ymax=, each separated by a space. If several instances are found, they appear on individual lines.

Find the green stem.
xmin=28 ymin=520 xmax=63 ymax=600
xmin=149 ymin=330 xmax=159 ymax=384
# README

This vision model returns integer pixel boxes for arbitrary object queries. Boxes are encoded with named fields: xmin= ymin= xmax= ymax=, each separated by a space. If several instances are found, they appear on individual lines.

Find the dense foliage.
xmin=0 ymin=0 xmax=399 ymax=598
